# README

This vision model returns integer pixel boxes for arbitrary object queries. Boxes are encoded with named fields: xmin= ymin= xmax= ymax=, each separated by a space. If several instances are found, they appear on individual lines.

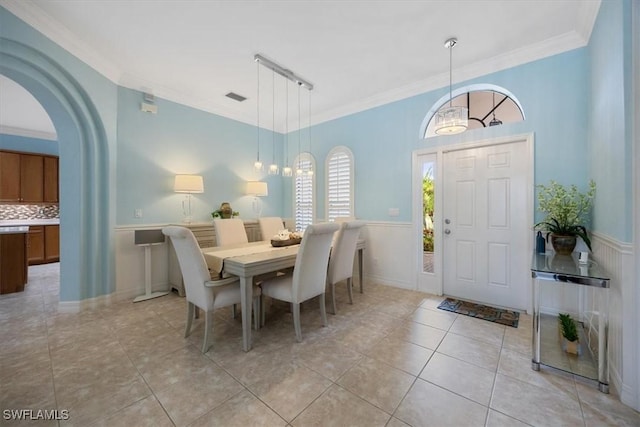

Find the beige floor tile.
xmin=485 ymin=409 xmax=532 ymax=426
xmin=411 ymin=307 xmax=457 ymax=331
xmin=366 ymin=336 xmax=433 ymax=376
xmin=437 ymin=332 xmax=501 ymax=371
xmin=498 ymin=347 xmax=577 ymax=396
xmin=91 ymin=395 xmax=173 ymax=427
xmin=337 ymin=356 xmax=415 ymax=414
xmin=295 ymin=338 xmax=363 ymax=381
xmin=6 ymin=265 xmax=634 ymax=427
xmin=190 ymin=389 xmax=286 ymax=427
xmin=448 ymin=315 xmax=506 ymax=347
xmin=59 ymin=376 xmax=152 ymax=427
xmin=385 ymin=320 xmax=446 ymax=350
xmin=292 ymin=384 xmax=390 ymax=426
xmin=153 ymin=364 xmax=244 ymax=426
xmin=385 ymin=416 xmax=411 ymax=427
xmin=420 ymin=352 xmax=495 ymax=406
xmin=395 ymin=378 xmax=488 ymax=427
xmin=575 ymin=381 xmax=640 ymax=427
xmin=490 ymin=373 xmax=583 ymax=426
xmin=247 ymin=363 xmax=332 ymax=422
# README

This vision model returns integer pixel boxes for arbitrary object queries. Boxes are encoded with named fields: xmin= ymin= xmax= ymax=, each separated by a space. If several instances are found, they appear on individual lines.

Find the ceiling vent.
xmin=225 ymin=92 xmax=247 ymax=102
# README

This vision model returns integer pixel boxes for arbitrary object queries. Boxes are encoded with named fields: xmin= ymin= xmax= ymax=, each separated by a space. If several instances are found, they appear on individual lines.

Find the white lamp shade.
xmin=246 ymin=181 xmax=268 ymax=196
xmin=174 ymin=175 xmax=204 ymax=193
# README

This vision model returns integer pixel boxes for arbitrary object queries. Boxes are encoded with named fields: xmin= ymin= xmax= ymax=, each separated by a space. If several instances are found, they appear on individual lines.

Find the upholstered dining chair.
xmin=258 ymin=216 xmax=285 ymax=241
xmin=327 ymin=220 xmax=365 ymax=314
xmin=214 ymin=218 xmax=249 ymax=246
xmin=259 ymin=222 xmax=339 ymax=342
xmin=162 ymin=226 xmax=261 ymax=353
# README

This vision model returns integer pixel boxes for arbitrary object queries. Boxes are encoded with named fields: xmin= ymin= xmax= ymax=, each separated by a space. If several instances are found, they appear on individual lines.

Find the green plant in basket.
xmin=558 ymin=313 xmax=579 ymax=342
xmin=535 ymin=180 xmax=596 ymax=253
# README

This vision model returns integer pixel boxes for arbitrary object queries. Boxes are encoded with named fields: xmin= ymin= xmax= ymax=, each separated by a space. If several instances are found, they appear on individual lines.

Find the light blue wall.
xmin=286 ymin=48 xmax=590 ymax=224
xmin=0 ymin=133 xmax=58 ymax=155
xmin=116 ymin=87 xmax=285 ymax=225
xmin=1 ymin=6 xmax=118 ymax=301
xmin=588 ymin=0 xmax=633 ymax=242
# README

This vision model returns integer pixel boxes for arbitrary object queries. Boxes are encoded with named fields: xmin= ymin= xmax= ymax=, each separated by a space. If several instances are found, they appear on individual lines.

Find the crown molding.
xmin=1 ymin=0 xmax=122 ymax=83
xmin=2 ymin=0 xmax=600 ymax=133
xmin=311 ymin=30 xmax=589 ymax=127
xmin=0 ymin=125 xmax=57 ymax=141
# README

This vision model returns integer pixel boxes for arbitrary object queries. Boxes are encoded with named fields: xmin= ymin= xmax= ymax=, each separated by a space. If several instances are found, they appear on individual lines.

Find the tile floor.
xmin=1 ymin=263 xmax=639 ymax=426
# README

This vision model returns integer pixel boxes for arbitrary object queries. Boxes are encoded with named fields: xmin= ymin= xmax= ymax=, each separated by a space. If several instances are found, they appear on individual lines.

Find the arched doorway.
xmin=1 ymin=39 xmax=113 ymax=308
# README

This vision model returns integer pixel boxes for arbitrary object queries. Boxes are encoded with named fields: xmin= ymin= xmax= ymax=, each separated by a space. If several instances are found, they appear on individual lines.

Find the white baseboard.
xmin=57 ymin=293 xmax=113 ymax=313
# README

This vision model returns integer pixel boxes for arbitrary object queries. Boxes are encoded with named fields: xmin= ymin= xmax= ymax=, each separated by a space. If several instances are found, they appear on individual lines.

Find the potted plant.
xmin=558 ymin=313 xmax=581 ymax=355
xmin=211 ymin=202 xmax=239 ymax=219
xmin=535 ymin=180 xmax=596 ymax=255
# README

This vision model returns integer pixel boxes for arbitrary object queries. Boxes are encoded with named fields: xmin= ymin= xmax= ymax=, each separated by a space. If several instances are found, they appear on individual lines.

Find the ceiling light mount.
xmin=254 ymin=54 xmax=313 ymax=91
xmin=434 ymin=37 xmax=468 ymax=136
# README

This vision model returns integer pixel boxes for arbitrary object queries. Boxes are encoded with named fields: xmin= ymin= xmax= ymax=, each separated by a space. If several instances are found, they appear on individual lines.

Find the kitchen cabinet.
xmin=45 ymin=225 xmax=60 ymax=262
xmin=0 ymin=151 xmax=21 ymax=201
xmin=0 ymin=227 xmax=29 ymax=294
xmin=0 ymin=150 xmax=58 ymax=203
xmin=43 ymin=156 xmax=59 ymax=203
xmin=27 ymin=226 xmax=45 ymax=264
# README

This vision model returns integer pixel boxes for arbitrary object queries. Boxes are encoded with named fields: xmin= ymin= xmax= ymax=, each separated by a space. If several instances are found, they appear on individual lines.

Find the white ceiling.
xmin=1 ymin=0 xmax=600 ymax=136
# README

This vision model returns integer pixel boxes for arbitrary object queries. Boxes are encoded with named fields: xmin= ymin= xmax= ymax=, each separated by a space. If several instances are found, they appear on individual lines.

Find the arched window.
xmin=421 ymin=85 xmax=525 ymax=139
xmin=293 ymin=152 xmax=315 ymax=232
xmin=325 ymin=146 xmax=354 ymax=221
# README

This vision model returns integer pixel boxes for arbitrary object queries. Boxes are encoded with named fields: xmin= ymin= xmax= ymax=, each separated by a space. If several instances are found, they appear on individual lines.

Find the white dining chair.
xmin=214 ymin=218 xmax=248 ymax=246
xmin=259 ymin=222 xmax=339 ymax=342
xmin=258 ymin=216 xmax=285 ymax=241
xmin=162 ymin=226 xmax=261 ymax=353
xmin=327 ymin=220 xmax=365 ymax=314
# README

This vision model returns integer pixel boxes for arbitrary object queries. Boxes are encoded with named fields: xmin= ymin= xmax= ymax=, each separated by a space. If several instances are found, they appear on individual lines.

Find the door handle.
xmin=444 ymin=229 xmax=451 ymax=235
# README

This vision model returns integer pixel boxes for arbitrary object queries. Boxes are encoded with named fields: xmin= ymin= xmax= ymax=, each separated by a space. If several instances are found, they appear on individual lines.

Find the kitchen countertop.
xmin=0 ymin=219 xmax=60 ymax=226
xmin=0 ymin=226 xmax=30 ymax=234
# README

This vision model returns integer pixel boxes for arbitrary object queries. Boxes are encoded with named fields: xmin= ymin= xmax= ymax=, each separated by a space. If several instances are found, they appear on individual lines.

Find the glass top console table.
xmin=531 ymin=252 xmax=610 ymax=393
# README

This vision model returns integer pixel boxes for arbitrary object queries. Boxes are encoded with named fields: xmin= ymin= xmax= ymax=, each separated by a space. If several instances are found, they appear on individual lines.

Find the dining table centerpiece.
xmin=535 ymin=180 xmax=596 ymax=255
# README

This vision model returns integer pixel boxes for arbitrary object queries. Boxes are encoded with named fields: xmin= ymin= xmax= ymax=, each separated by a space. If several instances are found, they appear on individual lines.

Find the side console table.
xmin=531 ymin=252 xmax=610 ymax=393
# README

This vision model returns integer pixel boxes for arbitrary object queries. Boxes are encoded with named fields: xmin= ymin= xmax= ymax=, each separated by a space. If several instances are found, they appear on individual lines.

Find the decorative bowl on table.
xmin=270 ymin=231 xmax=302 ymax=247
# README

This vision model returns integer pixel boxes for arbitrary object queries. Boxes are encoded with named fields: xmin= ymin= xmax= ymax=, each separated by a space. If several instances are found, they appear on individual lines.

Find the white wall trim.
xmin=0 ymin=125 xmax=57 ymax=141
xmin=631 ymin=0 xmax=640 ymax=411
xmin=57 ymin=293 xmax=113 ymax=313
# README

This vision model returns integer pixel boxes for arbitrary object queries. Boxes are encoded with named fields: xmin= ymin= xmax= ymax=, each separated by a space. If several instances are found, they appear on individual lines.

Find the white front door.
xmin=443 ymin=139 xmax=530 ymax=310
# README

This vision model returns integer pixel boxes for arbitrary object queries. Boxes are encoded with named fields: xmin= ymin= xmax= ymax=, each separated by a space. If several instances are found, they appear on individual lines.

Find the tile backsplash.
xmin=0 ymin=204 xmax=60 ymax=220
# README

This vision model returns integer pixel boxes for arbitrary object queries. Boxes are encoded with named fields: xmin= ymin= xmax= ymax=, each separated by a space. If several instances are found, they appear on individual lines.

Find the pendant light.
xmin=282 ymin=78 xmax=293 ymax=177
xmin=489 ymin=91 xmax=503 ymax=126
xmin=306 ymin=88 xmax=314 ymax=176
xmin=268 ymin=69 xmax=279 ymax=175
xmin=434 ymin=38 xmax=468 ymax=135
xmin=296 ymin=82 xmax=303 ymax=176
xmin=253 ymin=60 xmax=263 ymax=172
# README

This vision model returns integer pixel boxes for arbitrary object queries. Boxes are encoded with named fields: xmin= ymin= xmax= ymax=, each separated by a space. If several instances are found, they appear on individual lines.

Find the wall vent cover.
xmin=225 ymin=92 xmax=247 ymax=102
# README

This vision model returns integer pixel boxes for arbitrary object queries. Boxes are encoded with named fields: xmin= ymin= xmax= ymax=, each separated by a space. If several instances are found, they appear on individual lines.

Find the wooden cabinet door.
xmin=0 ymin=152 xmax=21 ymax=202
xmin=20 ymin=154 xmax=44 ymax=202
xmin=0 ymin=232 xmax=28 ymax=294
xmin=43 ymin=156 xmax=59 ymax=203
xmin=45 ymin=225 xmax=60 ymax=262
xmin=27 ymin=226 xmax=45 ymax=265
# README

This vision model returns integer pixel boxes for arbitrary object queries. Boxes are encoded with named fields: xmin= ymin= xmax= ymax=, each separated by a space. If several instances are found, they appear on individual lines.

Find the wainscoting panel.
xmin=359 ymin=221 xmax=415 ymax=290
xmin=591 ymin=232 xmax=634 ymax=404
xmin=114 ymin=225 xmax=170 ymax=302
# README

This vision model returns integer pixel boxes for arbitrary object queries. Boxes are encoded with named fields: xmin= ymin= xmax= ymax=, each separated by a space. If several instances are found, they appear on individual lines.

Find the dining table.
xmin=202 ymin=238 xmax=366 ymax=351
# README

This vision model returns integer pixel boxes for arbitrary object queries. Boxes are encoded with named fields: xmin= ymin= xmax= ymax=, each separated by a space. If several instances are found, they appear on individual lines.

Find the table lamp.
xmin=174 ymin=174 xmax=204 ymax=223
xmin=246 ymin=181 xmax=268 ymax=217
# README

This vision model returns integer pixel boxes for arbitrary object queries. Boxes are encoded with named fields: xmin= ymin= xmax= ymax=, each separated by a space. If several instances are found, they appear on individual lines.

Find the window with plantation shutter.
xmin=293 ymin=152 xmax=315 ymax=232
xmin=326 ymin=146 xmax=354 ymax=221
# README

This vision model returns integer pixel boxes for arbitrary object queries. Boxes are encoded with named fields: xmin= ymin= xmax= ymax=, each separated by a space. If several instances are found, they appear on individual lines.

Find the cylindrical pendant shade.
xmin=174 ymin=175 xmax=204 ymax=193
xmin=434 ymin=106 xmax=468 ymax=135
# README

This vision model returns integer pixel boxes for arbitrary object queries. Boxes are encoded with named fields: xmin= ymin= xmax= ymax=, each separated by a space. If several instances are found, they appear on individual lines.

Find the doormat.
xmin=437 ymin=298 xmax=520 ymax=328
